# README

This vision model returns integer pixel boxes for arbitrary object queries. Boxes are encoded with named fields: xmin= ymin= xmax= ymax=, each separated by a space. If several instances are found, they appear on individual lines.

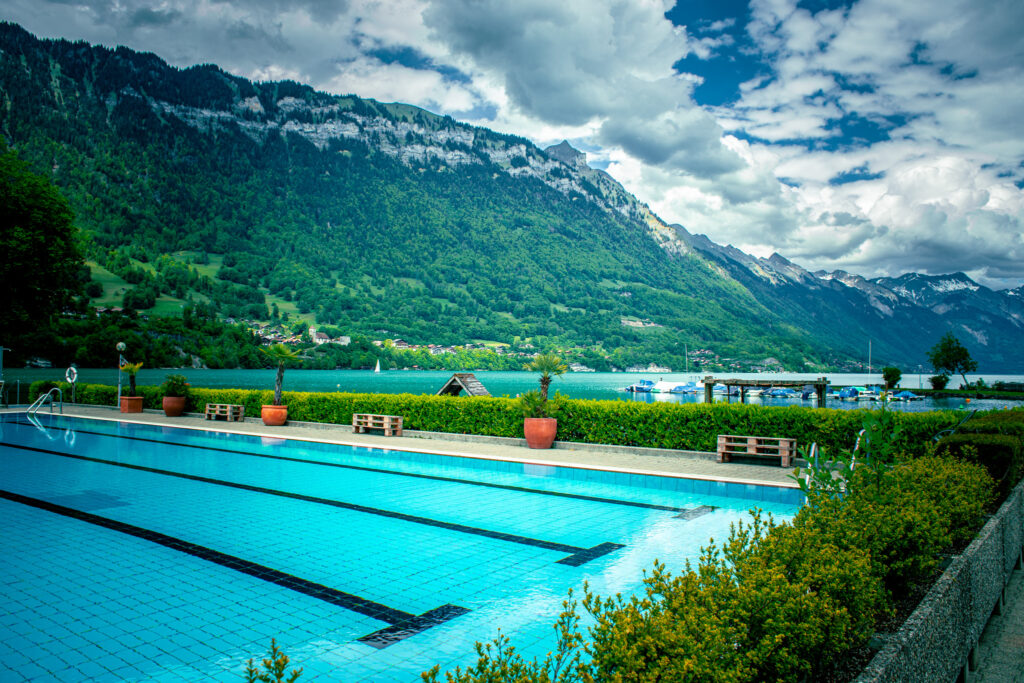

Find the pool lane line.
xmin=675 ymin=505 xmax=716 ymax=520
xmin=1 ymin=441 xmax=625 ymax=567
xmin=0 ymin=488 xmax=468 ymax=649
xmin=8 ymin=418 xmax=689 ymax=513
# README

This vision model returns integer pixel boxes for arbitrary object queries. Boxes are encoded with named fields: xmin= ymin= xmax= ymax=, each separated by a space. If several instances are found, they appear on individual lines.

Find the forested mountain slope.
xmin=1 ymin=22 xmax=1017 ymax=371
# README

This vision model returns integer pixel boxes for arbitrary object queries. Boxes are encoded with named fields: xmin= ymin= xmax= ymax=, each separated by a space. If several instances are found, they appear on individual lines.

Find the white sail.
xmin=374 ymin=359 xmax=381 ymax=373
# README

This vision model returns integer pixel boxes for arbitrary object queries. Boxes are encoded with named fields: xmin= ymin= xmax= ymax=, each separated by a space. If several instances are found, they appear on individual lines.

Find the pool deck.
xmin=9 ymin=404 xmax=800 ymax=489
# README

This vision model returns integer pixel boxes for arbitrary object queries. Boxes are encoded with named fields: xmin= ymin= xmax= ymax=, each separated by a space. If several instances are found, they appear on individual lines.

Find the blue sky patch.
xmin=829 ymin=165 xmax=885 ymax=185
xmin=366 ymin=45 xmax=471 ymax=85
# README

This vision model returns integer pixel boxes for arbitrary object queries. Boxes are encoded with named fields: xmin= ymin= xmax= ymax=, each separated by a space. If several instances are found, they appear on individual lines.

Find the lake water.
xmin=5 ymin=368 xmax=1023 ymax=413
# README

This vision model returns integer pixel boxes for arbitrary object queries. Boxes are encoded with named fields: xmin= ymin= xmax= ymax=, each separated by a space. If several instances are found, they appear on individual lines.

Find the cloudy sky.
xmin=7 ymin=0 xmax=1024 ymax=288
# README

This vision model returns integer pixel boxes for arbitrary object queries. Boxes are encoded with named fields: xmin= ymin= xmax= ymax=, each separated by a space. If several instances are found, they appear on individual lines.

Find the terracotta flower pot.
xmin=119 ymin=396 xmax=143 ymax=413
xmin=261 ymin=404 xmax=288 ymax=426
xmin=162 ymin=396 xmax=186 ymax=417
xmin=524 ymin=417 xmax=557 ymax=449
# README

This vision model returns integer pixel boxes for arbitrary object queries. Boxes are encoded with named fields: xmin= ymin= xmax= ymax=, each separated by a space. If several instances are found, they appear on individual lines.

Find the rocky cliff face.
xmin=156 ymin=87 xmax=652 ymax=223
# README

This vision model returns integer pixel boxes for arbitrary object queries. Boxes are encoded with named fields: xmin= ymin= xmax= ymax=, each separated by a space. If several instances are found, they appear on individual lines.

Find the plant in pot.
xmin=119 ymin=361 xmax=144 ymax=413
xmin=160 ymin=374 xmax=190 ymax=417
xmin=261 ymin=343 xmax=300 ymax=426
xmin=520 ymin=353 xmax=568 ymax=449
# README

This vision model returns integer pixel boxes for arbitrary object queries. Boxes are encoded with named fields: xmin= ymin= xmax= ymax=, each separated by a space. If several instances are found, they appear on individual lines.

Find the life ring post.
xmin=65 ymin=366 xmax=78 ymax=403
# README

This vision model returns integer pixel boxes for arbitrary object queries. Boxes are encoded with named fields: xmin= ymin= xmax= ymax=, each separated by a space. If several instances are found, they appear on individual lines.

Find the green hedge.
xmin=962 ymin=407 xmax=1024 ymax=434
xmin=938 ymin=408 xmax=1024 ymax=498
xmin=36 ymin=381 xmax=962 ymax=455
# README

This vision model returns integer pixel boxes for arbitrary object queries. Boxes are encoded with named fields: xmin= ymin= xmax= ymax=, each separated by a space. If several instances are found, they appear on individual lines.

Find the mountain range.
xmin=1 ymin=21 xmax=1020 ymax=372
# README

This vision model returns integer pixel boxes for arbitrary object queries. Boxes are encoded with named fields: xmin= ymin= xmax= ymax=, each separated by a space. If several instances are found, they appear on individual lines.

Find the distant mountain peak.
xmin=544 ymin=140 xmax=588 ymax=170
xmin=877 ymin=271 xmax=982 ymax=303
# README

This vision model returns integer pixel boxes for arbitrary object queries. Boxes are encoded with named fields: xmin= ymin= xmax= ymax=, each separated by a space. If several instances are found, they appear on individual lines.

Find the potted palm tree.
xmin=521 ymin=353 xmax=568 ymax=449
xmin=261 ymin=343 xmax=300 ymax=426
xmin=119 ymin=361 xmax=144 ymax=413
xmin=160 ymin=374 xmax=190 ymax=417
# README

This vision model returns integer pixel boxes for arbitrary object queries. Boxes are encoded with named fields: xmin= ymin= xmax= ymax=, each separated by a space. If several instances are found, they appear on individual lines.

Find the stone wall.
xmin=855 ymin=480 xmax=1024 ymax=682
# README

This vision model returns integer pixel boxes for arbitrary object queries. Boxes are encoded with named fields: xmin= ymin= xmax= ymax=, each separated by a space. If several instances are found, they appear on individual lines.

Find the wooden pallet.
xmin=352 ymin=413 xmax=404 ymax=436
xmin=717 ymin=434 xmax=796 ymax=467
xmin=205 ymin=403 xmax=245 ymax=421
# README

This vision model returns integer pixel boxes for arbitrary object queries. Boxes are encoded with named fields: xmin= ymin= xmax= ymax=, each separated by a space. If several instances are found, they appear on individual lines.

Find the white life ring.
xmin=66 ymin=366 xmax=78 ymax=384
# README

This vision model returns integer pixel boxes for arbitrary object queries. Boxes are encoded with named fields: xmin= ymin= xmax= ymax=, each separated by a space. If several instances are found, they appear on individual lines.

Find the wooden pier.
xmin=703 ymin=376 xmax=829 ymax=407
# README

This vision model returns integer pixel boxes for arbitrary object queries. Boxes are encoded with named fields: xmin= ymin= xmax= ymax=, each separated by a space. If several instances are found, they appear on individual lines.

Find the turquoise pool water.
xmin=0 ymin=413 xmax=802 ymax=681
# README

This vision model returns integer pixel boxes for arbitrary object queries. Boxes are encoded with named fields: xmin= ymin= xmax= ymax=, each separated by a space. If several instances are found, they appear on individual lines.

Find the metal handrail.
xmin=806 ymin=442 xmax=819 ymax=468
xmin=27 ymin=387 xmax=63 ymax=416
xmin=850 ymin=429 xmax=867 ymax=468
xmin=933 ymin=409 xmax=977 ymax=441
xmin=25 ymin=412 xmax=56 ymax=440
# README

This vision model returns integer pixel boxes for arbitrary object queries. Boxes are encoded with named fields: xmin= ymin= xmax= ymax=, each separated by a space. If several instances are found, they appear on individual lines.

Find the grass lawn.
xmin=86 ymin=261 xmax=130 ymax=306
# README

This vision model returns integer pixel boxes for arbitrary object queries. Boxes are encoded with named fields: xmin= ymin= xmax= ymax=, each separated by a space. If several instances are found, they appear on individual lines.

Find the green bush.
xmin=438 ymin=515 xmax=883 ymax=683
xmin=935 ymin=433 xmax=1023 ymax=498
xmin=797 ymin=455 xmax=994 ymax=596
xmin=799 ymin=470 xmax=946 ymax=597
xmin=890 ymin=456 xmax=995 ymax=546
xmin=28 ymin=380 xmax=60 ymax=400
xmin=709 ymin=516 xmax=882 ymax=682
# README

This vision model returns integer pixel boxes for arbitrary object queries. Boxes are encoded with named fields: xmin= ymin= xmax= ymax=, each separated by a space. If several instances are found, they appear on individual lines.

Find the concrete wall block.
xmin=1001 ymin=487 xmax=1023 ymax=576
xmin=905 ymin=559 xmax=972 ymax=683
xmin=966 ymin=521 xmax=1004 ymax=643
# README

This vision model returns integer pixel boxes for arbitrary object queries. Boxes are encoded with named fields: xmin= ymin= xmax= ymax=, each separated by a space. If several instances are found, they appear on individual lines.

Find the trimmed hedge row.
xmin=35 ymin=380 xmax=964 ymax=455
xmin=937 ymin=409 xmax=1024 ymax=499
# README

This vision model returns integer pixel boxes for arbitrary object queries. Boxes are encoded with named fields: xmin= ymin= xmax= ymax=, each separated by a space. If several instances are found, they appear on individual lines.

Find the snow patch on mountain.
xmin=932 ymin=278 xmax=980 ymax=293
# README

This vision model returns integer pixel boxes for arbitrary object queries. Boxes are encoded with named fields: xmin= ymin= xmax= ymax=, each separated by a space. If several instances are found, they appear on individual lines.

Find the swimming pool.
xmin=0 ymin=413 xmax=803 ymax=681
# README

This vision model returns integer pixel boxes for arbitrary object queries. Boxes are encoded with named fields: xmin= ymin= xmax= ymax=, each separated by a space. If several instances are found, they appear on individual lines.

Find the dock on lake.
xmin=704 ymin=376 xmax=829 ymax=407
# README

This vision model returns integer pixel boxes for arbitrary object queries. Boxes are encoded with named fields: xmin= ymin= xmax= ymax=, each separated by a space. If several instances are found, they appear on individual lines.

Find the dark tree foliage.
xmin=928 ymin=333 xmax=978 ymax=387
xmin=0 ymin=143 xmax=84 ymax=343
xmin=881 ymin=366 xmax=902 ymax=389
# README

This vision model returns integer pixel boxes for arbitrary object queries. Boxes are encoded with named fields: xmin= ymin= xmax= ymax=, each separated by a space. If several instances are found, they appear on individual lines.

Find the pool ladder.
xmin=27 ymin=387 xmax=63 ymax=416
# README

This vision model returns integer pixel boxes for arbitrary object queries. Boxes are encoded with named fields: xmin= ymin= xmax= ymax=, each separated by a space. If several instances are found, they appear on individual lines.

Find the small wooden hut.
xmin=436 ymin=373 xmax=490 ymax=397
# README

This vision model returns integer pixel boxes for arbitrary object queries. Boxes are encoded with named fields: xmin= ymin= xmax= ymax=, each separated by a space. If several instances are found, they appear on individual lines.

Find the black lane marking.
xmin=8 ymin=418 xmax=684 ymax=512
xmin=0 ymin=489 xmax=469 ymax=647
xmin=359 ymin=604 xmax=470 ymax=649
xmin=557 ymin=542 xmax=626 ymax=567
xmin=1 ymin=441 xmax=622 ymax=566
xmin=675 ymin=505 xmax=717 ymax=520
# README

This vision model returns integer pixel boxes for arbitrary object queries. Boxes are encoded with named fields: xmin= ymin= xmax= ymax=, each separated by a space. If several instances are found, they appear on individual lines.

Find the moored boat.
xmin=838 ymin=387 xmax=860 ymax=400
xmin=893 ymin=390 xmax=924 ymax=401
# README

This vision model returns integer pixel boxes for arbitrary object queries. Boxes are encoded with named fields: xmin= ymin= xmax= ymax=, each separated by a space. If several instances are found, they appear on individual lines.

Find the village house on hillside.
xmin=307 ymin=327 xmax=351 ymax=346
